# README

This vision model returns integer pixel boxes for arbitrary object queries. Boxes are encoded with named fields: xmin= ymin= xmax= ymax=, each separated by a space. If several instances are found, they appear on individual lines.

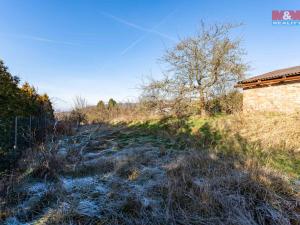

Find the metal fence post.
xmin=44 ymin=115 xmax=47 ymax=141
xmin=14 ymin=116 xmax=18 ymax=150
xmin=29 ymin=116 xmax=32 ymax=147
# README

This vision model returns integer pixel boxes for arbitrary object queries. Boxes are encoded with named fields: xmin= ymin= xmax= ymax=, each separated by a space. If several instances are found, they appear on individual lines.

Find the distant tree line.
xmin=95 ymin=98 xmax=119 ymax=121
xmin=60 ymin=97 xmax=121 ymax=125
xmin=81 ymin=98 xmax=142 ymax=123
xmin=0 ymin=59 xmax=54 ymax=171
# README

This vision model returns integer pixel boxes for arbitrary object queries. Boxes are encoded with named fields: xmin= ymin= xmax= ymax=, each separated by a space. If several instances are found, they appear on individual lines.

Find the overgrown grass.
xmin=2 ymin=113 xmax=299 ymax=224
xmin=112 ymin=113 xmax=300 ymax=179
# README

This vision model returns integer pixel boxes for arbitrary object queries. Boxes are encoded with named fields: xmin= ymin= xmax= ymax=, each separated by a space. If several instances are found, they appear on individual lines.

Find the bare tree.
xmin=73 ymin=96 xmax=87 ymax=111
xmin=162 ymin=22 xmax=247 ymax=115
xmin=70 ymin=96 xmax=87 ymax=126
xmin=141 ymin=74 xmax=195 ymax=117
xmin=140 ymin=76 xmax=169 ymax=115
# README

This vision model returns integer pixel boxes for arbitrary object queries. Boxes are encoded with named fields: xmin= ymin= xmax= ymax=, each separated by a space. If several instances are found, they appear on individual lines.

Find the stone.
xmin=243 ymin=82 xmax=300 ymax=113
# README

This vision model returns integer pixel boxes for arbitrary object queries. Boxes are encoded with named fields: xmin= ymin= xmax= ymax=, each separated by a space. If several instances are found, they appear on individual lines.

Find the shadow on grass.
xmin=103 ymin=117 xmax=300 ymax=224
xmin=110 ymin=115 xmax=300 ymax=178
xmin=1 ymin=117 xmax=299 ymax=225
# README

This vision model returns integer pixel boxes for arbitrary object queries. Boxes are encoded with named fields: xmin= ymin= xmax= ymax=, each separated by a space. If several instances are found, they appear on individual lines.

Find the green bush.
xmin=206 ymin=91 xmax=243 ymax=115
xmin=0 ymin=59 xmax=54 ymax=171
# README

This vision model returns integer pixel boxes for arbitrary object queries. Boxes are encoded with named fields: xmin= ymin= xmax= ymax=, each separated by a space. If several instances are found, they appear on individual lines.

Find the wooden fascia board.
xmin=235 ymin=75 xmax=300 ymax=89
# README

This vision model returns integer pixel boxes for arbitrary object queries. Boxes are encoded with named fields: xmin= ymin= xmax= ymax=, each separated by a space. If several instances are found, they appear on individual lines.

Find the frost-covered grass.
xmin=1 ymin=113 xmax=300 ymax=225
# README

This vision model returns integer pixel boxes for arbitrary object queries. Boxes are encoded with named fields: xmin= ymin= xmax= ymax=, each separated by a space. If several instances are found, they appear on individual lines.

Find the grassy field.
xmin=1 ymin=112 xmax=299 ymax=224
xmin=112 ymin=112 xmax=300 ymax=179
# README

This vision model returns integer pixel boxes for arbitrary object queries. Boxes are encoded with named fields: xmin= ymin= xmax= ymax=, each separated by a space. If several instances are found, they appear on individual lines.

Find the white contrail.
xmin=100 ymin=11 xmax=177 ymax=42
xmin=0 ymin=33 xmax=78 ymax=46
xmin=121 ymin=35 xmax=146 ymax=55
xmin=20 ymin=35 xmax=78 ymax=45
xmin=120 ymin=9 xmax=178 ymax=55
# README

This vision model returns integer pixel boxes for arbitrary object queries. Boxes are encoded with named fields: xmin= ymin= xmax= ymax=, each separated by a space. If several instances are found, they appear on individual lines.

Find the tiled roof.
xmin=239 ymin=66 xmax=300 ymax=84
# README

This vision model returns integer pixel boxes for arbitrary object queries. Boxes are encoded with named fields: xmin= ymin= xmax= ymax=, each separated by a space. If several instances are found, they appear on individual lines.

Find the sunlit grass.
xmin=111 ymin=113 xmax=300 ymax=179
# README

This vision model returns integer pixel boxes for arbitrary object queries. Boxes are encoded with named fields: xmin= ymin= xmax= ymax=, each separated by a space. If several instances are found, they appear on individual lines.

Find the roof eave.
xmin=235 ymin=74 xmax=300 ymax=89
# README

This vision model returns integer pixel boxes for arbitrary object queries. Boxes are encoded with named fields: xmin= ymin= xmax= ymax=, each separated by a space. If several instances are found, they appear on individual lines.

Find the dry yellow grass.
xmin=215 ymin=112 xmax=300 ymax=153
xmin=2 ymin=112 xmax=299 ymax=225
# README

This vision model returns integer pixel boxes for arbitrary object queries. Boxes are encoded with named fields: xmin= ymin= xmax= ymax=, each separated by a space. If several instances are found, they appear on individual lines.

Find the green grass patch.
xmin=112 ymin=115 xmax=300 ymax=178
xmin=268 ymin=152 xmax=300 ymax=178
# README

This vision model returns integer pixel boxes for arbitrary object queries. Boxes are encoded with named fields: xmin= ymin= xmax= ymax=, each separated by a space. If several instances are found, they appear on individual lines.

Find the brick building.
xmin=236 ymin=66 xmax=300 ymax=113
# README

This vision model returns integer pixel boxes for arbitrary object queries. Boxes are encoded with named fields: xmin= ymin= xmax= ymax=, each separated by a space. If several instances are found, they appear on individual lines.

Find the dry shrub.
xmin=2 ymin=154 xmax=62 ymax=223
xmin=206 ymin=91 xmax=243 ymax=115
xmin=31 ymin=151 xmax=64 ymax=181
xmin=128 ymin=168 xmax=140 ymax=181
xmin=15 ymin=142 xmax=65 ymax=181
xmin=54 ymin=120 xmax=75 ymax=136
xmin=1 ymin=142 xmax=63 ymax=192
xmin=115 ymin=161 xmax=136 ymax=179
xmin=164 ymin=152 xmax=300 ymax=225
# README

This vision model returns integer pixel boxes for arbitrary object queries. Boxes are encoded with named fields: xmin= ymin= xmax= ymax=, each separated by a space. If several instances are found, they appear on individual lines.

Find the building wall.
xmin=243 ymin=82 xmax=300 ymax=113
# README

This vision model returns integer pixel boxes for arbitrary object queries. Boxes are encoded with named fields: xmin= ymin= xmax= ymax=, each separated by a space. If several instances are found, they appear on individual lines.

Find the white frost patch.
xmin=82 ymin=157 xmax=107 ymax=168
xmin=83 ymin=148 xmax=115 ymax=160
xmin=141 ymin=197 xmax=151 ymax=207
xmin=76 ymin=200 xmax=99 ymax=217
xmin=164 ymin=155 xmax=186 ymax=170
xmin=26 ymin=182 xmax=48 ymax=196
xmin=57 ymin=147 xmax=68 ymax=158
xmin=140 ymin=167 xmax=164 ymax=177
xmin=58 ymin=202 xmax=71 ymax=214
xmin=62 ymin=177 xmax=96 ymax=191
xmin=84 ymin=152 xmax=105 ymax=159
xmin=5 ymin=217 xmax=29 ymax=225
xmin=193 ymin=178 xmax=205 ymax=186
xmin=101 ymin=172 xmax=115 ymax=179
xmin=17 ymin=182 xmax=49 ymax=215
xmin=113 ymin=148 xmax=137 ymax=161
xmin=95 ymin=184 xmax=109 ymax=194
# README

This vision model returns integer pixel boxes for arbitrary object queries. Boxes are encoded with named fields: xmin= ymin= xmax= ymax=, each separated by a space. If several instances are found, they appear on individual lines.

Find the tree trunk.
xmin=199 ymin=92 xmax=207 ymax=116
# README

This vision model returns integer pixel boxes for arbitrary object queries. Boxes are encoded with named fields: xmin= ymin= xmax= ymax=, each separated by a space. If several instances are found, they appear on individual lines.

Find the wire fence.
xmin=0 ymin=115 xmax=55 ymax=170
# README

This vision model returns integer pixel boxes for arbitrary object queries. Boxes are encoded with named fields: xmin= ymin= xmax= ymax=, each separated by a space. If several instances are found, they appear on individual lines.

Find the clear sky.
xmin=1 ymin=0 xmax=300 ymax=110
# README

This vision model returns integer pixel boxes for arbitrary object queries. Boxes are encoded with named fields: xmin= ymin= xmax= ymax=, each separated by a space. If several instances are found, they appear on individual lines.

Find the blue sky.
xmin=1 ymin=0 xmax=300 ymax=110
